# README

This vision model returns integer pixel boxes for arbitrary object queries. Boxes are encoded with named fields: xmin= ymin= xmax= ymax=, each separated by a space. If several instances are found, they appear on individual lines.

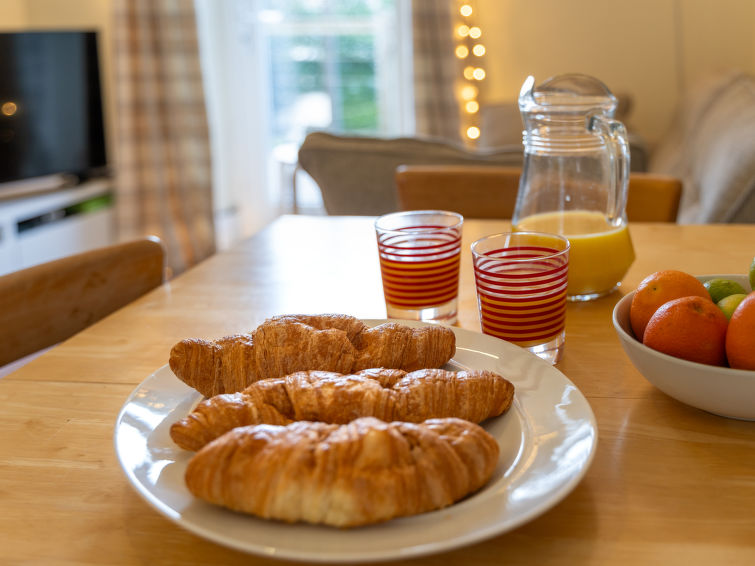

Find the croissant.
xmin=169 ymin=314 xmax=456 ymax=397
xmin=170 ymin=367 xmax=515 ymax=451
xmin=184 ymin=416 xmax=500 ymax=527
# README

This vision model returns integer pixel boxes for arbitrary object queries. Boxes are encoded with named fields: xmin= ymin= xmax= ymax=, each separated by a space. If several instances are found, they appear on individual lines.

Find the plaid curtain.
xmin=112 ymin=0 xmax=215 ymax=277
xmin=412 ymin=0 xmax=461 ymax=143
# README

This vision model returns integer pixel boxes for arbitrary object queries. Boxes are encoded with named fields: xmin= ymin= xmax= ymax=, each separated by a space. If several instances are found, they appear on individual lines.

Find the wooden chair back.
xmin=0 ymin=237 xmax=166 ymax=368
xmin=395 ymin=165 xmax=682 ymax=222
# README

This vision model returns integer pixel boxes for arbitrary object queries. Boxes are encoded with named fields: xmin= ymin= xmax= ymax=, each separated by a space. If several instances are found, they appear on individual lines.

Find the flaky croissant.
xmin=169 ymin=314 xmax=456 ymax=397
xmin=170 ymin=367 xmax=515 ymax=451
xmin=185 ymin=416 xmax=499 ymax=527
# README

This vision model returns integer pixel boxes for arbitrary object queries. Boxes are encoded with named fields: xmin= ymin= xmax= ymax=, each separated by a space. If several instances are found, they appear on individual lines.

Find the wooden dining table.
xmin=2 ymin=214 xmax=754 ymax=566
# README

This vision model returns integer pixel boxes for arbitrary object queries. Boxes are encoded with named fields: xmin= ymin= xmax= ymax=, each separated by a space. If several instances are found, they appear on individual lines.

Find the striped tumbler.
xmin=471 ymin=231 xmax=570 ymax=364
xmin=375 ymin=210 xmax=463 ymax=324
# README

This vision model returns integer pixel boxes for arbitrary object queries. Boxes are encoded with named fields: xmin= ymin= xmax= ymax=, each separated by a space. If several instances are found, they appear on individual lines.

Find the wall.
xmin=475 ymin=0 xmax=755 ymax=147
xmin=2 ymin=1 xmax=28 ymax=24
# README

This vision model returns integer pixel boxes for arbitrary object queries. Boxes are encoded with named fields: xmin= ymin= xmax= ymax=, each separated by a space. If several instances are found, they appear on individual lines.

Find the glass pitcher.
xmin=512 ymin=73 xmax=635 ymax=301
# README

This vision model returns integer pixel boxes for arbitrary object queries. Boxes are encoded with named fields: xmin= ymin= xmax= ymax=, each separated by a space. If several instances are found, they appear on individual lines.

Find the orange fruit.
xmin=629 ymin=270 xmax=710 ymax=341
xmin=643 ymin=295 xmax=729 ymax=366
xmin=725 ymin=291 xmax=755 ymax=370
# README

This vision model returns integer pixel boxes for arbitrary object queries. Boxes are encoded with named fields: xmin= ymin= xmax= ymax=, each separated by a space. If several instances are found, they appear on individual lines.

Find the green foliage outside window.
xmin=263 ymin=0 xmax=394 ymax=144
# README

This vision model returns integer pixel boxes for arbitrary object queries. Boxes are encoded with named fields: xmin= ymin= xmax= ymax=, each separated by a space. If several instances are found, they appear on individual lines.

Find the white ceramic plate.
xmin=114 ymin=321 xmax=597 ymax=563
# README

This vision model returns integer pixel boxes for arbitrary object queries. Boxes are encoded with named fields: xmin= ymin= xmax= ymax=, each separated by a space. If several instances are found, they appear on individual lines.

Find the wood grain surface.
xmin=1 ymin=215 xmax=754 ymax=566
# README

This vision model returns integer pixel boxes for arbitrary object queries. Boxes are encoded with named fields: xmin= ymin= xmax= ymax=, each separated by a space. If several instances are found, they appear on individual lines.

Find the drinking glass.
xmin=375 ymin=210 xmax=463 ymax=324
xmin=471 ymin=231 xmax=570 ymax=364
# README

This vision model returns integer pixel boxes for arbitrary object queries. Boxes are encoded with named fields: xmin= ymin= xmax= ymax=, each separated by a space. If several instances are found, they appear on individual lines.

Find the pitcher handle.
xmin=587 ymin=113 xmax=630 ymax=224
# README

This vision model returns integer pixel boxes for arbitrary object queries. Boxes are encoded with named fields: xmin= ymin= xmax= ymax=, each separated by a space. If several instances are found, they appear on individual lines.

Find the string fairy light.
xmin=465 ymin=100 xmax=479 ymax=113
xmin=453 ymin=1 xmax=486 ymax=144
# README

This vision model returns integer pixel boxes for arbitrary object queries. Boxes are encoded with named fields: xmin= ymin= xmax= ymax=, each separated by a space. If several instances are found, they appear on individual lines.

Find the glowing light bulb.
xmin=455 ymin=45 xmax=469 ymax=58
xmin=457 ymin=25 xmax=470 ymax=37
xmin=463 ymin=66 xmax=475 ymax=80
xmin=466 ymin=126 xmax=481 ymax=139
xmin=460 ymin=85 xmax=478 ymax=100
xmin=472 ymin=43 xmax=486 ymax=56
xmin=465 ymin=100 xmax=479 ymax=113
xmin=469 ymin=26 xmax=482 ymax=39
xmin=460 ymin=4 xmax=473 ymax=17
xmin=473 ymin=68 xmax=486 ymax=80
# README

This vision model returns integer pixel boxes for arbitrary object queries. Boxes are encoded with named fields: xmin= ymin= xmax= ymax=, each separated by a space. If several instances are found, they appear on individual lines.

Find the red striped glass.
xmin=375 ymin=210 xmax=463 ymax=324
xmin=471 ymin=232 xmax=570 ymax=364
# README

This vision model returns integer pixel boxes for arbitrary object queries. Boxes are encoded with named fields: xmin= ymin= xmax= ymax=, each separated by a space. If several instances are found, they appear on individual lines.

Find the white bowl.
xmin=612 ymin=274 xmax=755 ymax=420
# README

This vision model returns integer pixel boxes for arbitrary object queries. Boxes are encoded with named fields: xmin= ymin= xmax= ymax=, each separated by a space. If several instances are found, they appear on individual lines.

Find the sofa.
xmin=297 ymin=132 xmax=523 ymax=215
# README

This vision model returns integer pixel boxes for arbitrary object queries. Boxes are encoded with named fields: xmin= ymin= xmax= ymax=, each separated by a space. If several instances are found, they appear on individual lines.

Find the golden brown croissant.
xmin=170 ymin=368 xmax=515 ymax=451
xmin=184 ymin=416 xmax=499 ymax=527
xmin=169 ymin=314 xmax=456 ymax=397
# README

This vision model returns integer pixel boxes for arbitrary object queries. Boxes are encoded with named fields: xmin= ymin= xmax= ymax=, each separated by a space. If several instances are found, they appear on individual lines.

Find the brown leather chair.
xmin=0 ymin=237 xmax=166 ymax=368
xmin=395 ymin=165 xmax=682 ymax=222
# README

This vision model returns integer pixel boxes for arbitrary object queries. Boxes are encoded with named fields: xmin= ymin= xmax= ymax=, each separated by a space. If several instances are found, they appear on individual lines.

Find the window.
xmin=257 ymin=0 xmax=412 ymax=146
xmin=197 ymin=0 xmax=413 ymax=242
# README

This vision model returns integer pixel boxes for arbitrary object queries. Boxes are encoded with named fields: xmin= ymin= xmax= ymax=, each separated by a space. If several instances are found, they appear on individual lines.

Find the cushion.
xmin=650 ymin=71 xmax=755 ymax=223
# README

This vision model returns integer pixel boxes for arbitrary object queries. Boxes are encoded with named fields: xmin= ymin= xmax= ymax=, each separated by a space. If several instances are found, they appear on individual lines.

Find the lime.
xmin=704 ymin=278 xmax=747 ymax=303
xmin=749 ymin=256 xmax=755 ymax=290
xmin=718 ymin=293 xmax=747 ymax=320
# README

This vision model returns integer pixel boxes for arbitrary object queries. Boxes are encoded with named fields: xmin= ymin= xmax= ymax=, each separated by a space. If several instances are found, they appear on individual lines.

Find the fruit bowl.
xmin=612 ymin=274 xmax=755 ymax=420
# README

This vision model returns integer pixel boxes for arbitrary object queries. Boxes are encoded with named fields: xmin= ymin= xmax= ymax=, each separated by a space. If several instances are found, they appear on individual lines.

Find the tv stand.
xmin=0 ymin=178 xmax=115 ymax=276
xmin=0 ymin=173 xmax=80 ymax=199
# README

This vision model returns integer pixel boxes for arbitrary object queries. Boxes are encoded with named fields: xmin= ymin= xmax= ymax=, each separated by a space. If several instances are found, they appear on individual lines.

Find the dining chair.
xmin=0 ymin=236 xmax=166 ymax=370
xmin=395 ymin=165 xmax=683 ymax=222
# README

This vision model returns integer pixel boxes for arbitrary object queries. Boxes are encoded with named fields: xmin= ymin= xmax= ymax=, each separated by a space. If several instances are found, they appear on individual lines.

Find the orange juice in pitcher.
xmin=512 ymin=74 xmax=635 ymax=301
xmin=514 ymin=210 xmax=635 ymax=299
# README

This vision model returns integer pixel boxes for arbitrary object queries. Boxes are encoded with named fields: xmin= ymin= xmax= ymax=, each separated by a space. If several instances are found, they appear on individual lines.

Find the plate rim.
xmin=114 ymin=320 xmax=598 ymax=562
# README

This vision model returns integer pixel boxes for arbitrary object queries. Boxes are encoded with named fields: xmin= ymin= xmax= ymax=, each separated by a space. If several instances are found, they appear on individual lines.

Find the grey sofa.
xmin=297 ymin=132 xmax=524 ymax=215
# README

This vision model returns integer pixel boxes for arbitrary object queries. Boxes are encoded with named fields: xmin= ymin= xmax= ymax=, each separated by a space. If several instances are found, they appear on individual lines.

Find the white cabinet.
xmin=0 ymin=179 xmax=115 ymax=276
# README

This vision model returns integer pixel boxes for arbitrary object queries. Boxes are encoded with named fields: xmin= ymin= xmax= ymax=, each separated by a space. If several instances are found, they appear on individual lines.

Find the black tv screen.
xmin=0 ymin=31 xmax=108 ymax=184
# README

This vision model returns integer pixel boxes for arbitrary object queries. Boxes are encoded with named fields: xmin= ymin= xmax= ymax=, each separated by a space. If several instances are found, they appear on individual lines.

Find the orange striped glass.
xmin=375 ymin=210 xmax=463 ymax=324
xmin=471 ymin=231 xmax=570 ymax=364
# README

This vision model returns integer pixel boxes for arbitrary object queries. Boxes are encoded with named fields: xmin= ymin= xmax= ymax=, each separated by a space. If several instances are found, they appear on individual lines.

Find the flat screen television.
xmin=0 ymin=31 xmax=108 ymax=186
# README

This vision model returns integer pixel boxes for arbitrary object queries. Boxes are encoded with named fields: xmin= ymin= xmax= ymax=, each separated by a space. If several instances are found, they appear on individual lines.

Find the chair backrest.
xmin=395 ymin=165 xmax=682 ymax=222
xmin=0 ymin=237 xmax=166 ymax=367
xmin=297 ymin=131 xmax=524 ymax=215
xmin=624 ymin=172 xmax=683 ymax=222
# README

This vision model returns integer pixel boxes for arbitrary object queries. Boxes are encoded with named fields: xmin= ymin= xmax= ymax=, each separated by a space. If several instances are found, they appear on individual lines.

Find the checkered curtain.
xmin=112 ymin=0 xmax=215 ymax=277
xmin=412 ymin=0 xmax=461 ymax=143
